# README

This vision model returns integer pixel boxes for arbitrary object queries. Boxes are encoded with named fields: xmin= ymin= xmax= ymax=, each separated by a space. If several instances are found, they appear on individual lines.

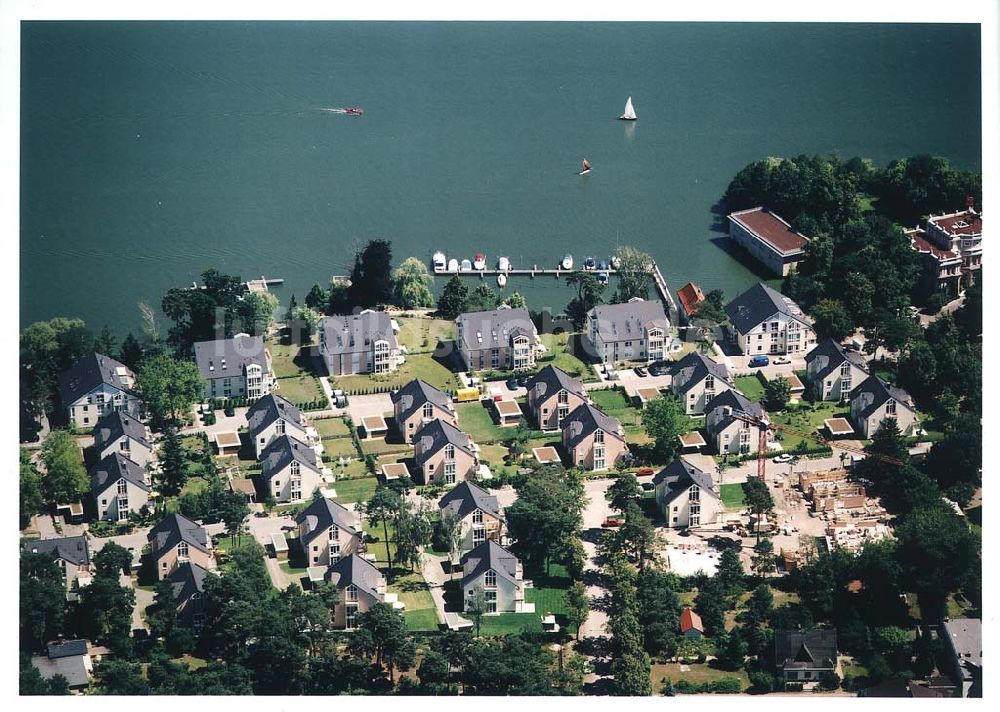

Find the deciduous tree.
xmin=40 ymin=430 xmax=88 ymax=504
xmin=137 ymin=353 xmax=203 ymax=426
xmin=436 ymin=275 xmax=469 ymax=319
xmin=641 ymin=395 xmax=691 ymax=463
xmin=392 ymin=257 xmax=435 ymax=308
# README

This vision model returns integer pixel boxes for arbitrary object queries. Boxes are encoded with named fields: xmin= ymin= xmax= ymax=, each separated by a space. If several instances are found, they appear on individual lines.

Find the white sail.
xmin=620 ymin=96 xmax=637 ymax=120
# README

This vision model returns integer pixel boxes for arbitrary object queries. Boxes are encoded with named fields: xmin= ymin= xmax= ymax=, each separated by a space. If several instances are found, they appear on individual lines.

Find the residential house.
xmin=680 ymin=607 xmax=704 ymax=638
xmin=906 ymin=208 xmax=982 ymax=293
xmin=90 ymin=452 xmax=151 ymax=522
xmin=560 ymin=403 xmax=629 ymax=471
xmin=22 ymin=536 xmax=91 ymax=593
xmin=654 ymin=458 xmax=723 ymax=528
xmin=147 ymin=513 xmax=214 ymax=581
xmin=318 ymin=309 xmax=400 ymax=377
xmin=166 ymin=562 xmax=215 ymax=630
xmin=668 ymin=351 xmax=734 ymax=415
xmin=246 ymin=393 xmax=311 ymax=458
xmin=456 ymin=306 xmax=539 ymax=372
xmin=775 ymin=629 xmax=838 ymax=684
xmin=413 ymin=419 xmax=478 ymax=485
xmin=460 ymin=540 xmax=525 ymax=614
xmin=704 ymin=390 xmax=771 ymax=456
xmin=391 ymin=378 xmax=458 ymax=443
xmin=849 ymin=376 xmax=918 ymax=438
xmin=941 ymin=618 xmax=982 ymax=698
xmin=58 ymin=353 xmax=141 ymax=429
xmin=257 ymin=434 xmax=325 ymax=504
xmin=525 ymin=364 xmax=589 ymax=432
xmin=677 ymin=282 xmax=706 ymax=325
xmin=92 ymin=410 xmax=155 ymax=469
xmin=31 ymin=640 xmax=102 ymax=690
xmin=326 ymin=554 xmax=387 ymax=630
xmin=804 ymin=338 xmax=870 ymax=402
xmin=728 ymin=207 xmax=810 ymax=277
xmin=724 ymin=283 xmax=816 ymax=356
xmin=586 ymin=298 xmax=669 ymax=364
xmin=193 ymin=333 xmax=275 ymax=400
xmin=438 ymin=480 xmax=505 ymax=554
xmin=295 ymin=497 xmax=364 ymax=568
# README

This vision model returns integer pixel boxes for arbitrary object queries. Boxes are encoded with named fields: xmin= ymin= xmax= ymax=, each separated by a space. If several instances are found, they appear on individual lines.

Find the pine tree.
xmin=158 ymin=426 xmax=187 ymax=496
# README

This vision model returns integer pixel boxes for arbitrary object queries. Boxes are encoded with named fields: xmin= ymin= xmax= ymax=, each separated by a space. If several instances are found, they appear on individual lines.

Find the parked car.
xmin=640 ymin=481 xmax=655 ymax=492
xmin=506 ymin=378 xmax=519 ymax=390
xmin=602 ymin=517 xmax=625 ymax=528
xmin=748 ymin=355 xmax=770 ymax=368
xmin=772 ymin=453 xmax=793 ymax=464
xmin=634 ymin=366 xmax=649 ymax=377
xmin=517 ymin=375 xmax=530 ymax=387
xmin=648 ymin=363 xmax=666 ymax=376
xmin=773 ymin=356 xmax=791 ymax=365
xmin=635 ymin=467 xmax=655 ymax=477
xmin=224 ymin=405 xmax=236 ymax=417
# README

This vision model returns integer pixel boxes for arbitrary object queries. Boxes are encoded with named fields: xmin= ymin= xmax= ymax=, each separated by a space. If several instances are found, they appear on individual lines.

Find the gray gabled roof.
xmin=561 ymin=403 xmax=626 ymax=449
xmin=705 ymin=390 xmax=764 ymax=434
xmin=652 ymin=458 xmax=720 ymax=503
xmin=47 ymin=640 xmax=89 ymax=659
xmin=669 ymin=351 xmax=733 ymax=394
xmin=941 ymin=618 xmax=981 ymax=669
xmin=391 ymin=379 xmax=455 ymax=423
xmin=805 ymin=338 xmax=870 ymax=382
xmin=58 ymin=353 xmax=135 ymax=405
xmin=413 ymin=419 xmax=475 ymax=467
xmin=456 ymin=306 xmax=536 ymax=352
xmin=725 ymin=282 xmax=810 ymax=333
xmin=295 ymin=497 xmax=362 ymax=547
xmin=90 ymin=452 xmax=150 ymax=497
xmin=259 ymin=434 xmax=322 ymax=478
xmin=92 ymin=411 xmax=151 ymax=452
xmin=167 ymin=562 xmax=213 ymax=604
xmin=326 ymin=553 xmax=385 ymax=599
xmin=148 ymin=513 xmax=210 ymax=556
xmin=460 ymin=540 xmax=519 ymax=589
xmin=22 ymin=536 xmax=90 ymax=566
xmin=439 ymin=480 xmax=501 ymax=521
xmin=526 ymin=365 xmax=587 ymax=403
xmin=588 ymin=298 xmax=669 ymax=343
xmin=319 ymin=310 xmax=397 ymax=356
xmin=246 ymin=394 xmax=305 ymax=438
xmin=775 ymin=629 xmax=838 ymax=670
xmin=850 ymin=376 xmax=915 ymax=420
xmin=193 ymin=334 xmax=268 ymax=382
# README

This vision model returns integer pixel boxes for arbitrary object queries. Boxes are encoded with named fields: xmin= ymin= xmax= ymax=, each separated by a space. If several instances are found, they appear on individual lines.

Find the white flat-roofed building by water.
xmin=728 ymin=207 xmax=810 ymax=277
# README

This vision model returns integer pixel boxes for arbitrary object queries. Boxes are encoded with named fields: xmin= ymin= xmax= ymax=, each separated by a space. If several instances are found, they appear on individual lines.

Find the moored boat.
xmin=583 ymin=256 xmax=596 ymax=270
xmin=460 ymin=259 xmax=473 ymax=272
xmin=598 ymin=259 xmax=609 ymax=271
xmin=497 ymin=273 xmax=507 ymax=287
xmin=473 ymin=253 xmax=487 ymax=270
xmin=618 ymin=96 xmax=637 ymax=121
xmin=610 ymin=254 xmax=621 ymax=269
xmin=498 ymin=256 xmax=511 ymax=272
xmin=561 ymin=254 xmax=574 ymax=270
xmin=432 ymin=251 xmax=447 ymax=271
xmin=596 ymin=271 xmax=609 ymax=285
xmin=447 ymin=258 xmax=459 ymax=272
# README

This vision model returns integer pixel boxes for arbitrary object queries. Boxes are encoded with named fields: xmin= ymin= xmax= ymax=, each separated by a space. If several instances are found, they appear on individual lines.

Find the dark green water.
xmin=20 ymin=22 xmax=982 ymax=332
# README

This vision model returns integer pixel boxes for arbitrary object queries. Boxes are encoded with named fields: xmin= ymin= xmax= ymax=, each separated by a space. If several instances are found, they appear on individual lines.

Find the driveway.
xmin=419 ymin=550 xmax=449 ymax=626
xmin=264 ymin=556 xmax=292 ymax=590
xmin=90 ymin=528 xmax=152 ymax=555
xmin=343 ymin=393 xmax=394 ymax=422
xmin=180 ymin=407 xmax=249 ymax=438
xmin=577 ymin=478 xmax=614 ymax=686
xmin=247 ymin=514 xmax=296 ymax=547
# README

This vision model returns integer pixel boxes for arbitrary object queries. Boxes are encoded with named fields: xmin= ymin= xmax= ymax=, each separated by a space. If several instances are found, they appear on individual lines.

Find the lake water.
xmin=20 ymin=22 xmax=982 ymax=333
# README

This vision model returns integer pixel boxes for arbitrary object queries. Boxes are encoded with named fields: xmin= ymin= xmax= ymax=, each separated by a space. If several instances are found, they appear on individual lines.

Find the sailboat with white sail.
xmin=619 ymin=96 xmax=637 ymax=121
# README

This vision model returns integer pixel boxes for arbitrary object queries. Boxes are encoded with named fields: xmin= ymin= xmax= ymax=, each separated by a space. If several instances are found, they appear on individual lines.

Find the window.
xmin=491 ymin=349 xmax=500 ymax=369
xmin=290 ymin=478 xmax=302 ymax=501
xmin=445 ymin=444 xmax=455 ymax=460
xmin=345 ymin=604 xmax=358 ymax=630
xmin=423 ymin=403 xmax=434 ymax=419
xmin=329 ymin=525 xmax=339 ymax=541
xmin=472 ymin=509 xmax=483 ymax=524
xmin=346 ymin=584 xmax=359 ymax=602
xmin=177 ymin=542 xmax=189 ymax=559
xmin=594 ymin=447 xmax=606 ymax=471
xmin=276 ymin=419 xmax=285 ymax=434
xmin=291 ymin=461 xmax=301 ymax=476
xmin=594 ymin=429 xmax=604 ymax=444
xmin=117 ymin=479 xmax=128 ymax=495
xmin=485 ymin=590 xmax=497 ymax=613
xmin=473 ymin=527 xmax=486 ymax=546
xmin=117 ymin=501 xmax=129 ymax=521
xmin=485 ymin=570 xmax=497 ymax=588
xmin=704 ymin=375 xmax=714 ymax=391
xmin=558 ymin=390 xmax=568 ymax=404
xmin=119 ymin=440 xmax=129 ymax=452
xmin=329 ymin=543 xmax=340 ymax=563
xmin=886 ymin=399 xmax=896 ymax=416
xmin=444 ymin=461 xmax=457 ymax=484
xmin=688 ymin=486 xmax=700 ymax=502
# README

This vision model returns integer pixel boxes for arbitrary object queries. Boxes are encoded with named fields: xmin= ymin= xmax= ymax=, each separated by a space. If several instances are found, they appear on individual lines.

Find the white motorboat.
xmin=448 ymin=258 xmax=459 ymax=272
xmin=432 ymin=251 xmax=447 ymax=270
xmin=610 ymin=254 xmax=621 ymax=269
xmin=619 ymin=96 xmax=637 ymax=121
xmin=460 ymin=259 xmax=473 ymax=272
xmin=561 ymin=254 xmax=574 ymax=270
xmin=497 ymin=256 xmax=510 ymax=272
xmin=473 ymin=253 xmax=487 ymax=270
xmin=497 ymin=273 xmax=507 ymax=287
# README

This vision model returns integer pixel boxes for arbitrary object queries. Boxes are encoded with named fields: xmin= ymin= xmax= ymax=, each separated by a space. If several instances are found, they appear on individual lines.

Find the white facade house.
xmin=586 ymin=298 xmax=670 ymax=364
xmin=849 ymin=376 xmax=918 ymax=439
xmin=668 ymin=351 xmax=735 ymax=415
xmin=460 ymin=540 xmax=526 ymax=614
xmin=295 ymin=497 xmax=364 ymax=568
xmin=654 ymin=458 xmax=724 ymax=528
xmin=257 ymin=435 xmax=325 ymax=503
xmin=456 ymin=306 xmax=539 ymax=372
xmin=92 ymin=411 xmax=155 ymax=469
xmin=319 ymin=310 xmax=400 ymax=377
xmin=704 ymin=390 xmax=771 ymax=456
xmin=805 ymin=339 xmax=870 ymax=402
xmin=439 ymin=480 xmax=506 ymax=555
xmin=724 ymin=283 xmax=816 ymax=356
xmin=246 ymin=394 xmax=312 ymax=459
xmin=58 ymin=353 xmax=141 ymax=429
xmin=193 ymin=334 xmax=275 ymax=400
xmin=90 ymin=452 xmax=152 ymax=522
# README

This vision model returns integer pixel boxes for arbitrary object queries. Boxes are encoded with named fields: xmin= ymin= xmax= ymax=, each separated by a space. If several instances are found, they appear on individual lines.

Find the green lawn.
xmin=360 ymin=438 xmax=412 ymax=457
xmin=269 ymin=341 xmax=312 ymax=379
xmin=364 ymin=520 xmax=398 ymax=567
xmin=180 ymin=476 xmax=209 ymax=497
xmin=590 ymin=388 xmax=643 ymax=427
xmin=734 ymin=375 xmax=765 ymax=402
xmin=669 ymin=343 xmax=699 ymax=361
xmin=312 ymin=416 xmax=352 ymax=439
xmin=333 ymin=353 xmax=459 ymax=394
xmin=389 ymin=570 xmax=440 ymax=632
xmin=652 ymin=663 xmax=750 ymax=693
xmin=322 ymin=437 xmax=359 ymax=460
xmin=175 ymin=655 xmax=208 ymax=671
xmin=477 ymin=612 xmax=545 ymax=636
xmin=333 ymin=476 xmax=378 ymax=505
xmin=768 ymin=400 xmax=850 ymax=452
xmin=719 ymin=483 xmax=745 ymax=510
xmin=274 ymin=374 xmax=325 ymax=405
xmin=456 ymin=402 xmax=509 ymax=443
xmin=538 ymin=332 xmax=598 ymax=382
xmin=396 ymin=317 xmax=455 ymax=355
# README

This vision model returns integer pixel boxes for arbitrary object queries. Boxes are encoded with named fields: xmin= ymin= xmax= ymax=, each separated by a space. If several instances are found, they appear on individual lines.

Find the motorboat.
xmin=432 ymin=251 xmax=447 ymax=271
xmin=473 ymin=253 xmax=487 ymax=270
xmin=497 ymin=256 xmax=510 ymax=272
xmin=618 ymin=96 xmax=637 ymax=121
xmin=497 ymin=273 xmax=507 ymax=287
xmin=596 ymin=271 xmax=609 ymax=285
xmin=598 ymin=259 xmax=609 ymax=271
xmin=583 ymin=256 xmax=596 ymax=270
xmin=448 ymin=258 xmax=459 ymax=272
xmin=460 ymin=259 xmax=473 ymax=272
xmin=561 ymin=254 xmax=574 ymax=270
xmin=610 ymin=254 xmax=621 ymax=269
xmin=344 ymin=107 xmax=364 ymax=115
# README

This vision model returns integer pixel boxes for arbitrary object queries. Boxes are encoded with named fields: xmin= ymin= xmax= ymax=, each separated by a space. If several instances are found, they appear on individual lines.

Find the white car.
xmin=772 ymin=454 xmax=794 ymax=464
xmin=773 ymin=356 xmax=791 ymax=365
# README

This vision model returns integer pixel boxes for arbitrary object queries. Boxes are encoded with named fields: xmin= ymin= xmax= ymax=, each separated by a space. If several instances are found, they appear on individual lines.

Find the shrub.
xmin=748 ymin=671 xmax=775 ymax=693
xmin=819 ymin=671 xmax=841 ymax=691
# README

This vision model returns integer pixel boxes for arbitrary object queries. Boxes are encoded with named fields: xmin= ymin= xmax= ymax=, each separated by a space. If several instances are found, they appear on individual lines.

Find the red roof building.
xmin=680 ymin=607 xmax=704 ymax=637
xmin=906 ymin=207 xmax=981 ymax=295
xmin=677 ymin=282 xmax=706 ymax=324
xmin=728 ymin=207 xmax=810 ymax=277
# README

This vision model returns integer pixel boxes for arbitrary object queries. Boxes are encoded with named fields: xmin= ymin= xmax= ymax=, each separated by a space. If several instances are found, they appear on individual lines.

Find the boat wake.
xmin=320 ymin=107 xmax=348 ymax=114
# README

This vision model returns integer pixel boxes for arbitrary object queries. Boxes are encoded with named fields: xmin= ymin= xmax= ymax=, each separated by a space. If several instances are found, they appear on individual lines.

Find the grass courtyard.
xmin=719 ymin=483 xmax=745 ymax=510
xmin=734 ymin=374 xmax=765 ymax=402
xmin=538 ymin=332 xmax=598 ymax=382
xmin=395 ymin=316 xmax=455 ymax=355
xmin=333 ymin=353 xmax=459 ymax=393
xmin=389 ymin=570 xmax=440 ymax=632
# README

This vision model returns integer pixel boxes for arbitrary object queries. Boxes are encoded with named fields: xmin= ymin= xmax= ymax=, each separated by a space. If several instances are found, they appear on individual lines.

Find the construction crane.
xmin=730 ymin=409 xmax=905 ymax=480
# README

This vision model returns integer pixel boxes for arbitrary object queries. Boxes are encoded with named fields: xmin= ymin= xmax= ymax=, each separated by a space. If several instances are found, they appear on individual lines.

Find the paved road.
xmin=419 ymin=550 xmax=450 ymax=626
xmin=576 ymin=478 xmax=614 ymax=687
xmin=246 ymin=513 xmax=297 ymax=546
xmin=264 ymin=556 xmax=292 ymax=590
